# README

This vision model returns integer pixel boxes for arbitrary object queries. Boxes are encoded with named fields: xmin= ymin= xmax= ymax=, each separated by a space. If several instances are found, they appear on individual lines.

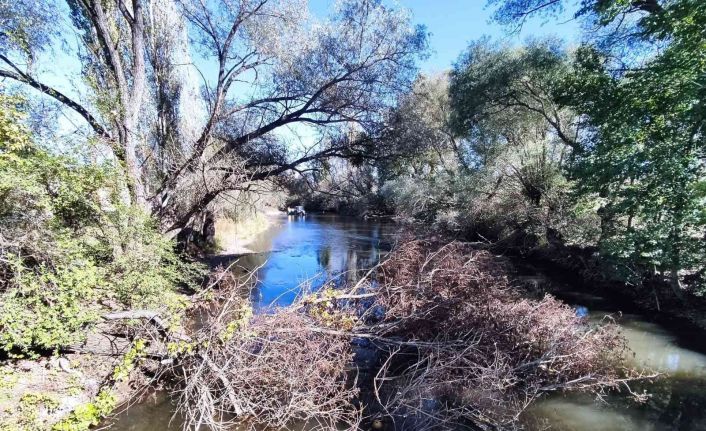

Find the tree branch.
xmin=0 ymin=59 xmax=110 ymax=139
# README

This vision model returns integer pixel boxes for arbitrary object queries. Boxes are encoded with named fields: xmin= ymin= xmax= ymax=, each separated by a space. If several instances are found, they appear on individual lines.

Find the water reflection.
xmin=617 ymin=317 xmax=706 ymax=376
xmin=225 ymin=214 xmax=393 ymax=308
xmin=107 ymin=215 xmax=394 ymax=431
xmin=525 ymin=396 xmax=660 ymax=431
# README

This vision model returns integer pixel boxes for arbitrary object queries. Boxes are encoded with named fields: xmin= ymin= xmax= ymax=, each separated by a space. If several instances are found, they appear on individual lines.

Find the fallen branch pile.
xmin=354 ymin=240 xmax=637 ymax=429
xmin=171 ymin=268 xmax=360 ymax=431
xmin=121 ymin=239 xmax=646 ymax=430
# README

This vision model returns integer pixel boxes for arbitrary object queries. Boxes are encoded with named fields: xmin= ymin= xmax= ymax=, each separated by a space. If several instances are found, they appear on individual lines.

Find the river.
xmin=107 ymin=214 xmax=706 ymax=430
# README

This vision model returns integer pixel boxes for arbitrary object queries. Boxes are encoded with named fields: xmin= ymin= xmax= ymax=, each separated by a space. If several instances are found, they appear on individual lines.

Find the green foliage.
xmin=554 ymin=1 xmax=706 ymax=285
xmin=0 ymin=254 xmax=103 ymax=355
xmin=483 ymin=0 xmax=706 ymax=291
xmin=111 ymin=338 xmax=146 ymax=382
xmin=0 ymin=0 xmax=57 ymax=60
xmin=0 ymin=392 xmax=61 ymax=431
xmin=104 ymin=204 xmax=203 ymax=309
xmin=0 ymin=366 xmax=18 ymax=391
xmin=0 ymin=94 xmax=205 ymax=356
xmin=51 ymin=389 xmax=116 ymax=431
xmin=52 ymin=339 xmax=145 ymax=431
xmin=0 ymin=324 xmax=151 ymax=430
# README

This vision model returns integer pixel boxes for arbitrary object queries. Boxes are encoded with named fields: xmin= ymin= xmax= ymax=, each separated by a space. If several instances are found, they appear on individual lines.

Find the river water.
xmin=108 ymin=215 xmax=706 ymax=430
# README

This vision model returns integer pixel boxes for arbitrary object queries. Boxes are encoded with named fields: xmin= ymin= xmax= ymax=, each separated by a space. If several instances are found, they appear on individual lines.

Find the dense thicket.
xmin=0 ymin=93 xmax=202 ymax=356
xmin=358 ymin=240 xmax=632 ymax=430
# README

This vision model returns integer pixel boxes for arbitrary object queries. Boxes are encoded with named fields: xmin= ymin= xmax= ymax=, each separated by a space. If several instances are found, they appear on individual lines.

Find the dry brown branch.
xmin=134 ymin=238 xmax=648 ymax=431
xmin=293 ymin=239 xmax=650 ymax=430
xmin=351 ymin=239 xmax=649 ymax=429
xmin=168 ymin=272 xmax=361 ymax=431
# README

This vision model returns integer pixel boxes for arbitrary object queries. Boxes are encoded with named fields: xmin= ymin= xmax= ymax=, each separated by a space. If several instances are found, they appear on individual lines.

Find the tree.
xmin=487 ymin=0 xmax=663 ymax=31
xmin=0 ymin=0 xmax=427 ymax=234
xmin=448 ymin=40 xmax=580 ymax=242
xmin=489 ymin=0 xmax=706 ymax=291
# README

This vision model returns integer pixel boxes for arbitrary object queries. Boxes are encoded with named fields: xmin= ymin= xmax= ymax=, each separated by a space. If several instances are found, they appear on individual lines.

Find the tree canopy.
xmin=1 ymin=0 xmax=428 ymax=233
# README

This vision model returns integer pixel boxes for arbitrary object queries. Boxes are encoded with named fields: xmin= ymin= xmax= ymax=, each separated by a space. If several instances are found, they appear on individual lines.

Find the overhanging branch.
xmin=0 ymin=58 xmax=110 ymax=139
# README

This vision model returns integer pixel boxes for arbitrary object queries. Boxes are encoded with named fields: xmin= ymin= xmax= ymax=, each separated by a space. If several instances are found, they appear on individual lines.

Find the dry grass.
xmin=213 ymin=213 xmax=271 ymax=254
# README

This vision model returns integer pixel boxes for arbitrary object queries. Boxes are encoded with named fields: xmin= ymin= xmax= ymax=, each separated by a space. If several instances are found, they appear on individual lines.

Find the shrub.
xmin=0 ymin=95 xmax=204 ymax=356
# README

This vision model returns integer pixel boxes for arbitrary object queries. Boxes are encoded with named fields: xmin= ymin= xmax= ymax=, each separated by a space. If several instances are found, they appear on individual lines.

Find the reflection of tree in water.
xmin=317 ymin=245 xmax=331 ymax=269
xmin=220 ymin=216 xmax=395 ymax=306
xmin=321 ymin=223 xmax=387 ymax=285
xmin=570 ymin=375 xmax=706 ymax=431
xmin=630 ymin=375 xmax=706 ymax=430
xmin=345 ymin=248 xmax=358 ymax=283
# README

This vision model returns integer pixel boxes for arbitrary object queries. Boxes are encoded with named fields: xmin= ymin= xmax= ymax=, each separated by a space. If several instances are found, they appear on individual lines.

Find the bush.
xmin=0 ymin=95 xmax=204 ymax=355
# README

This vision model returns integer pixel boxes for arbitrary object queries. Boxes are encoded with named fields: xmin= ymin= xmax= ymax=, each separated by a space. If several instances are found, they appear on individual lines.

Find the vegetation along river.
xmin=108 ymin=215 xmax=706 ymax=431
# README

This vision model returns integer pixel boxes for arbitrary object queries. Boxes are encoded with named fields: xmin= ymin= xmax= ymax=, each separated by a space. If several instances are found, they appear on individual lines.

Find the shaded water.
xmin=523 ymin=290 xmax=706 ymax=430
xmin=108 ymin=215 xmax=706 ymax=430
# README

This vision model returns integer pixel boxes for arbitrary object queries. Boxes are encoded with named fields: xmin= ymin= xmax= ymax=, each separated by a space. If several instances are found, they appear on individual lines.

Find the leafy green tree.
xmin=0 ymin=94 xmax=202 ymax=355
xmin=448 ymin=40 xmax=585 ymax=243
xmin=559 ymin=8 xmax=705 ymax=290
xmin=490 ymin=0 xmax=706 ymax=292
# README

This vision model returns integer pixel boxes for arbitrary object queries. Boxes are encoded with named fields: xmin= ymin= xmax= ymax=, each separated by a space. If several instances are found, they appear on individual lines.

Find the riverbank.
xmin=0 ymin=325 xmax=153 ymax=430
xmin=516 ymin=243 xmax=706 ymax=336
xmin=213 ymin=209 xmax=282 ymax=255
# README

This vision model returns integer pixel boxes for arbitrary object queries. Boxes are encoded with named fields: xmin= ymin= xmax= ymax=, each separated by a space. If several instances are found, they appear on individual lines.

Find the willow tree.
xmin=0 ymin=0 xmax=427 ymax=234
xmin=446 ymin=39 xmax=582 ymax=244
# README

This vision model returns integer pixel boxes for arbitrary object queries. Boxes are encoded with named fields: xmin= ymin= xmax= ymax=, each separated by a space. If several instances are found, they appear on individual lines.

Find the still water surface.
xmin=209 ymin=214 xmax=395 ymax=308
xmin=109 ymin=215 xmax=706 ymax=430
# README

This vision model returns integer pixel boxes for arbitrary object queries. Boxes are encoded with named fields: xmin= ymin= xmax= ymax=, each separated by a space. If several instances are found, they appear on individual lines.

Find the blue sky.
xmin=41 ymin=1 xmax=582 ymax=99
